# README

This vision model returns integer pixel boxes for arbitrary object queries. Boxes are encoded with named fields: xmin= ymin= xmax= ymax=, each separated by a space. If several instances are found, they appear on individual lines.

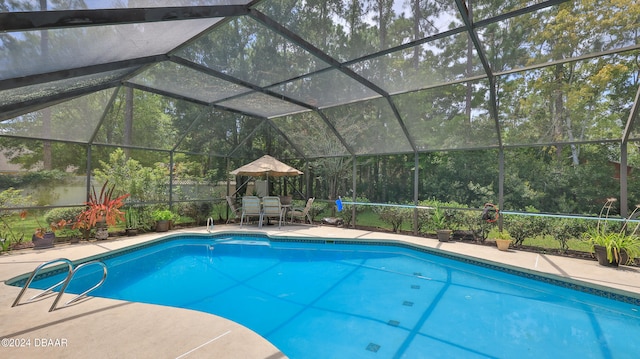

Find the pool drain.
xmin=366 ymin=343 xmax=380 ymax=352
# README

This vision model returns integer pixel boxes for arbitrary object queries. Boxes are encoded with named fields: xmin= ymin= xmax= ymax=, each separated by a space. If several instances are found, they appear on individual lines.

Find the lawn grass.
xmin=0 ymin=210 xmax=54 ymax=242
xmin=525 ymin=236 xmax=592 ymax=252
xmin=354 ymin=210 xmax=384 ymax=227
xmin=1 ymin=211 xmax=127 ymax=246
xmin=1 ymin=215 xmax=35 ymax=242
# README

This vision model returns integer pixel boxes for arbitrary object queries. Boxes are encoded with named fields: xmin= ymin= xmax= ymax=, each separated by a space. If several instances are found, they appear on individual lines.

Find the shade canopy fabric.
xmin=230 ymin=155 xmax=303 ymax=177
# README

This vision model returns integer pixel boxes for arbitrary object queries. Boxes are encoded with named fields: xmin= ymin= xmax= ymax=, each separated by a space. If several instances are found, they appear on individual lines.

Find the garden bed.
xmin=351 ymin=225 xmax=629 ymax=265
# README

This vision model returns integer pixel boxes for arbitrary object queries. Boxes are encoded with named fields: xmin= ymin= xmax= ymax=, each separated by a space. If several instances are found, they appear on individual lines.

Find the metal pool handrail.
xmin=49 ymin=260 xmax=108 ymax=312
xmin=11 ymin=258 xmax=73 ymax=307
xmin=11 ymin=258 xmax=108 ymax=312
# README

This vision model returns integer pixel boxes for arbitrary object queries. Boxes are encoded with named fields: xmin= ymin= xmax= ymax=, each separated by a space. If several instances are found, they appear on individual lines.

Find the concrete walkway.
xmin=1 ymin=224 xmax=639 ymax=358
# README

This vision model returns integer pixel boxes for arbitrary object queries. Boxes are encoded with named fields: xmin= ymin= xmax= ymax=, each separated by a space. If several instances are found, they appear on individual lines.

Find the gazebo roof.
xmin=230 ymin=155 xmax=303 ymax=177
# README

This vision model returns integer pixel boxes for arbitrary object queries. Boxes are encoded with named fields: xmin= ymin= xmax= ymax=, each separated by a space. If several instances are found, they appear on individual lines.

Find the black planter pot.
xmin=32 ymin=232 xmax=55 ymax=249
xmin=620 ymin=250 xmax=630 ymax=266
xmin=594 ymin=245 xmax=619 ymax=267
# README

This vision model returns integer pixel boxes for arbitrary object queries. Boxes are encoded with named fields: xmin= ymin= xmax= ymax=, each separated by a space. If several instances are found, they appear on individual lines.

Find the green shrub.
xmin=0 ymin=188 xmax=33 ymax=215
xmin=417 ymin=199 xmax=465 ymax=234
xmin=177 ymin=201 xmax=213 ymax=225
xmin=57 ymin=226 xmax=82 ymax=240
xmin=309 ymin=202 xmax=323 ymax=222
xmin=459 ymin=210 xmax=493 ymax=243
xmin=416 ymin=207 xmax=432 ymax=233
xmin=503 ymin=209 xmax=547 ymax=247
xmin=373 ymin=204 xmax=412 ymax=233
xmin=137 ymin=207 xmax=155 ymax=232
xmin=94 ymin=148 xmax=169 ymax=202
xmin=547 ymin=217 xmax=589 ymax=253
xmin=44 ymin=207 xmax=83 ymax=224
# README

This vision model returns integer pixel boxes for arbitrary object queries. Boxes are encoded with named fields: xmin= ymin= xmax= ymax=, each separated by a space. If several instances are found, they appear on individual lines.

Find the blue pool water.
xmin=14 ymin=235 xmax=640 ymax=358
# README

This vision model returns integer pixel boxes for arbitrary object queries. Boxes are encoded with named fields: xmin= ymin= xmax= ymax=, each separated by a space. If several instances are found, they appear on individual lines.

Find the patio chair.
xmin=240 ymin=196 xmax=261 ymax=227
xmin=226 ymin=196 xmax=242 ymax=224
xmin=290 ymin=197 xmax=315 ymax=224
xmin=260 ymin=196 xmax=285 ymax=229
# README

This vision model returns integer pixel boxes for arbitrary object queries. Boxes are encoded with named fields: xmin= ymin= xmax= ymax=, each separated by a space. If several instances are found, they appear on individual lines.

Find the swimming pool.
xmin=9 ymin=233 xmax=640 ymax=358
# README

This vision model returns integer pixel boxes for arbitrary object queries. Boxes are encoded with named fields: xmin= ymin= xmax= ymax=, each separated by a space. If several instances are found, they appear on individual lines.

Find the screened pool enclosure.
xmin=1 ymin=1 xmax=640 ymax=228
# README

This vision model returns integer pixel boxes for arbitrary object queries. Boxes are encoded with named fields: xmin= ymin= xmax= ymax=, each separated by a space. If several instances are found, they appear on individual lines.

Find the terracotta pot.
xmin=495 ymin=239 xmax=511 ymax=251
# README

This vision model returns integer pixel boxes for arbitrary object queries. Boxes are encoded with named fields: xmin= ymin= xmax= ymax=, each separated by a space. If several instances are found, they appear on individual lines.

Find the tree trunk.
xmin=465 ymin=0 xmax=474 ymax=125
xmin=42 ymin=108 xmax=52 ymax=170
xmin=553 ymin=63 xmax=565 ymax=161
xmin=40 ymin=0 xmax=52 ymax=170
xmin=124 ymin=87 xmax=134 ymax=157
xmin=412 ymin=0 xmax=421 ymax=70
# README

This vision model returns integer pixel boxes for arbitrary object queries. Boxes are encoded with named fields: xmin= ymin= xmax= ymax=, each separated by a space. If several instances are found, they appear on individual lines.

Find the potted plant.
xmin=125 ymin=208 xmax=140 ymax=236
xmin=32 ymin=218 xmax=66 ymax=250
xmin=432 ymin=207 xmax=452 ymax=242
xmin=74 ymin=181 xmax=129 ymax=240
xmin=584 ymin=198 xmax=640 ymax=266
xmin=493 ymin=230 xmax=512 ymax=251
xmin=586 ymin=228 xmax=640 ymax=267
xmin=587 ymin=230 xmax=622 ymax=266
xmin=42 ymin=207 xmax=84 ymax=244
xmin=152 ymin=209 xmax=173 ymax=232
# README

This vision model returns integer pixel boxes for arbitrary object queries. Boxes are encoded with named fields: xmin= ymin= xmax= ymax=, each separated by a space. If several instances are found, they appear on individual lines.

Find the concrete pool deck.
xmin=1 ymin=224 xmax=639 ymax=358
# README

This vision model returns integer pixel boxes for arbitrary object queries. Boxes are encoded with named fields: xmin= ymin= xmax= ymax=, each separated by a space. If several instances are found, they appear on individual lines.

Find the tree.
xmin=93 ymin=148 xmax=169 ymax=203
